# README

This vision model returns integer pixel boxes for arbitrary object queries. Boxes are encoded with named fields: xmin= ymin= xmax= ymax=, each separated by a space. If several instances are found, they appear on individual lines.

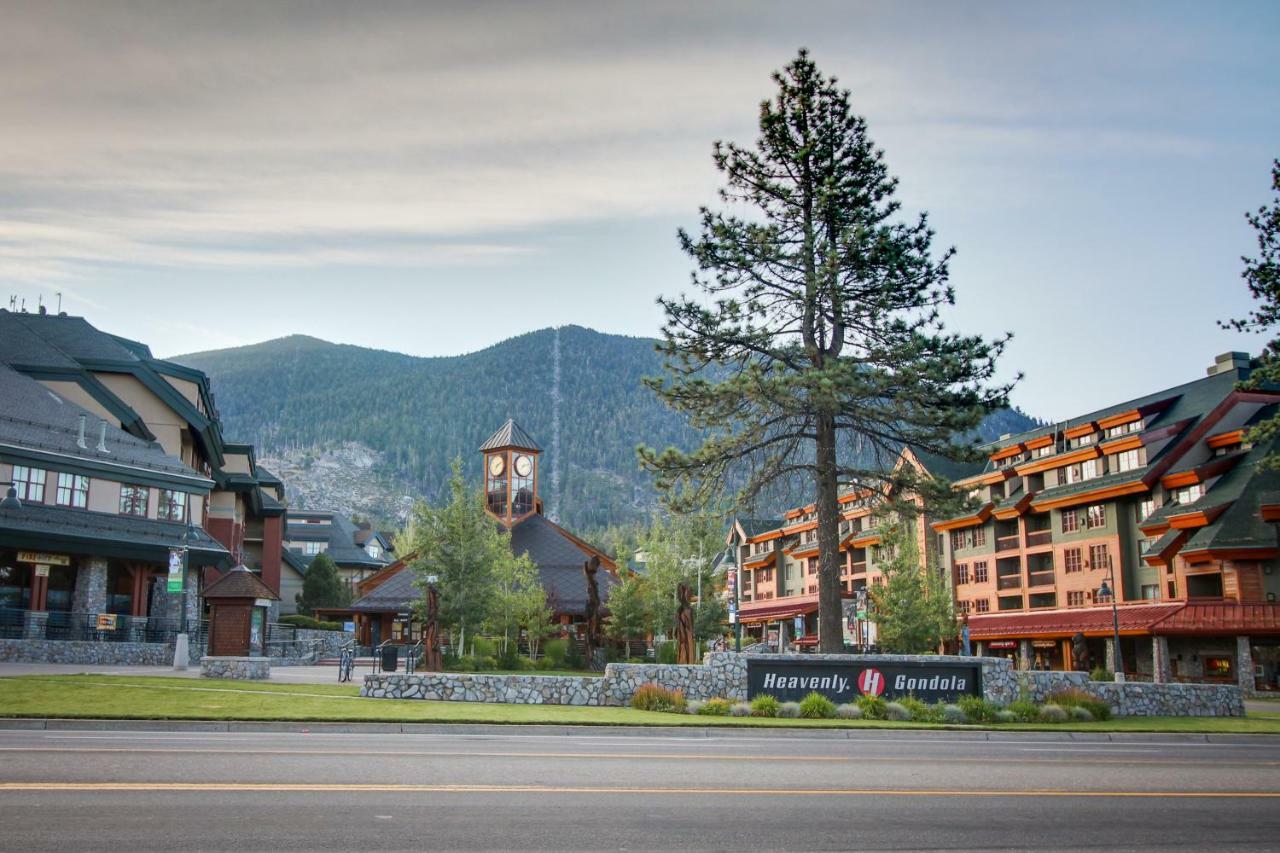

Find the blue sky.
xmin=2 ymin=1 xmax=1277 ymax=421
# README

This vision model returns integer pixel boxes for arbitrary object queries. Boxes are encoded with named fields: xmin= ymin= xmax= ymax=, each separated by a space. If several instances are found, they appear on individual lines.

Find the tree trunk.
xmin=815 ymin=412 xmax=844 ymax=653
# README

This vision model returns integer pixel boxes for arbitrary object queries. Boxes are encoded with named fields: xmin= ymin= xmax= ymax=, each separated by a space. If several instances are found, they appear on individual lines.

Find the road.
xmin=1 ymin=727 xmax=1278 ymax=851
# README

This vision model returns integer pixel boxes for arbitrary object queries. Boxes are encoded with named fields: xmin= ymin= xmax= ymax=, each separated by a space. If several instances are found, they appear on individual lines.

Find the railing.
xmin=265 ymin=637 xmax=325 ymax=662
xmin=404 ymin=640 xmax=424 ymax=674
xmin=851 ymin=562 xmax=867 ymax=574
xmin=997 ymin=575 xmax=1022 ymax=591
xmin=0 ymin=609 xmax=185 ymax=644
xmin=0 ymin=607 xmax=25 ymax=639
xmin=995 ymin=536 xmax=1020 ymax=553
xmin=1025 ymin=530 xmax=1053 ymax=547
xmin=1027 ymin=570 xmax=1055 ymax=588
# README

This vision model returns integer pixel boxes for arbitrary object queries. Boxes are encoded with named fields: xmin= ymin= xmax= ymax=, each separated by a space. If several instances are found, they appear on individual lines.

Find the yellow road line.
xmin=1 ymin=782 xmax=1278 ymax=798
xmin=0 ymin=746 xmax=1275 ymax=768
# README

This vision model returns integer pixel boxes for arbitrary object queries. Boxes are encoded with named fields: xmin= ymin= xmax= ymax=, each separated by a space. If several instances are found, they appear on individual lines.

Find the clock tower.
xmin=479 ymin=418 xmax=542 ymax=526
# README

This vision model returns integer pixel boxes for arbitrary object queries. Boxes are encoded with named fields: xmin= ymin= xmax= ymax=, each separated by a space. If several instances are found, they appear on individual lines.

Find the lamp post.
xmin=722 ymin=546 xmax=741 ymax=652
xmin=172 ymin=518 xmax=205 ymax=671
xmin=1098 ymin=555 xmax=1125 ymax=684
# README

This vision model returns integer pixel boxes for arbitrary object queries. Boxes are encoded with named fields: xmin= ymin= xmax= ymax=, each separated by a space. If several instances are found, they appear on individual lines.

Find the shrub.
xmin=565 ymin=644 xmax=586 ymax=670
xmin=533 ymin=657 xmax=557 ymax=671
xmin=496 ymin=642 xmax=522 ymax=670
xmin=855 ymin=694 xmax=888 ymax=720
xmin=1038 ymin=703 xmax=1069 ymax=723
xmin=631 ymin=683 xmax=687 ymax=713
xmin=957 ymin=695 xmax=1000 ymax=724
xmin=750 ymin=694 xmax=780 ymax=718
xmin=448 ymin=655 xmax=477 ymax=672
xmin=941 ymin=704 xmax=967 ymax=724
xmin=686 ymin=700 xmax=705 ymax=715
xmin=778 ymin=702 xmax=802 ymax=718
xmin=995 ymin=709 xmax=1017 ymax=724
xmin=896 ymin=696 xmax=943 ymax=724
xmin=472 ymin=637 xmax=497 ymax=659
xmin=799 ymin=691 xmax=837 ymax=719
xmin=1090 ymin=667 xmax=1115 ymax=682
xmin=730 ymin=702 xmax=753 ymax=717
xmin=1008 ymin=699 xmax=1040 ymax=723
xmin=1069 ymin=706 xmax=1094 ymax=722
xmin=278 ymin=615 xmax=345 ymax=632
xmin=542 ymin=639 xmax=568 ymax=668
xmin=1046 ymin=687 xmax=1112 ymax=721
xmin=656 ymin=642 xmax=677 ymax=665
xmin=835 ymin=703 xmax=863 ymax=720
xmin=885 ymin=701 xmax=911 ymax=722
xmin=699 ymin=697 xmax=733 ymax=716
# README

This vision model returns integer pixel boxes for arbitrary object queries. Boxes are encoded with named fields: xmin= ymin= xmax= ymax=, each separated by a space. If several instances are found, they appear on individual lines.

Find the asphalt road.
xmin=1 ymin=727 xmax=1278 ymax=851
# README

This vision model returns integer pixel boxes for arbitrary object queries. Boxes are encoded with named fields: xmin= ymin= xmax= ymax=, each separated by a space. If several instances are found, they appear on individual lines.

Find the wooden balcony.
xmin=995 ymin=535 xmax=1020 ymax=553
xmin=997 ymin=575 xmax=1022 ymax=591
xmin=1027 ymin=570 xmax=1056 ymax=588
xmin=1025 ymin=529 xmax=1053 ymax=548
xmin=851 ymin=561 xmax=867 ymax=575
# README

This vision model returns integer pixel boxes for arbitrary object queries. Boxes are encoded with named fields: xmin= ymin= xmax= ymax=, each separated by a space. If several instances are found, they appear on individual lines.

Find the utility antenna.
xmin=56 ymin=292 xmax=62 ymax=313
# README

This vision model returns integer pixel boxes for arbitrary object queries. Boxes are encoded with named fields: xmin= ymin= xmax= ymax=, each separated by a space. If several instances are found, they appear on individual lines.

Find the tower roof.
xmin=479 ymin=418 xmax=541 ymax=453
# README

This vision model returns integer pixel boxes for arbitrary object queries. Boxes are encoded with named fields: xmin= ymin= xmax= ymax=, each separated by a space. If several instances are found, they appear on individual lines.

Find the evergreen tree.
xmin=867 ymin=523 xmax=954 ymax=654
xmin=294 ymin=552 xmax=350 ymax=615
xmin=402 ymin=458 xmax=509 ymax=652
xmin=1223 ymin=158 xmax=1280 ymax=466
xmin=635 ymin=513 xmax=726 ymax=640
xmin=640 ymin=50 xmax=1014 ymax=652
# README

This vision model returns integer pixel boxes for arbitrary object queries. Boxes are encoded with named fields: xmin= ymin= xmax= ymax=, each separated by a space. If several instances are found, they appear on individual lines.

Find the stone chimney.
xmin=1206 ymin=352 xmax=1251 ymax=377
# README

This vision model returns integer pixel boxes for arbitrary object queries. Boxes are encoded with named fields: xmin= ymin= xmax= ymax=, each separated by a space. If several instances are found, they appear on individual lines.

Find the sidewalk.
xmin=0 ymin=661 xmax=362 ymax=685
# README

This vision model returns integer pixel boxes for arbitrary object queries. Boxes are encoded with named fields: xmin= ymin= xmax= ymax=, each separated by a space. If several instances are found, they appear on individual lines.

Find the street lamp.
xmin=172 ymin=518 xmax=208 ymax=670
xmin=721 ymin=546 xmax=741 ymax=652
xmin=1097 ymin=555 xmax=1125 ymax=684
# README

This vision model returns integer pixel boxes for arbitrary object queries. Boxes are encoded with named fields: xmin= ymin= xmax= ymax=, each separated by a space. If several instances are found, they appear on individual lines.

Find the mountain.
xmin=177 ymin=327 xmax=1041 ymax=532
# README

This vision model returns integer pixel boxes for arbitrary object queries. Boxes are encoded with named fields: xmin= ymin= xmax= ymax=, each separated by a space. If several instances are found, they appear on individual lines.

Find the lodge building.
xmin=937 ymin=353 xmax=1280 ymax=690
xmin=0 ymin=309 xmax=283 ymax=657
xmin=337 ymin=419 xmax=617 ymax=647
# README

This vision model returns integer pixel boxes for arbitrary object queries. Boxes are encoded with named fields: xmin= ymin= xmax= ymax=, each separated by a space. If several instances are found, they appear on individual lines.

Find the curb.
xmin=1 ymin=717 xmax=1276 ymax=743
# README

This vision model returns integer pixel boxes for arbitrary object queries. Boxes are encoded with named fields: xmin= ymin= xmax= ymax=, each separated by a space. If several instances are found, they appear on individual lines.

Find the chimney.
xmin=96 ymin=419 xmax=110 ymax=454
xmin=1207 ymin=352 xmax=1251 ymax=377
xmin=76 ymin=414 xmax=87 ymax=449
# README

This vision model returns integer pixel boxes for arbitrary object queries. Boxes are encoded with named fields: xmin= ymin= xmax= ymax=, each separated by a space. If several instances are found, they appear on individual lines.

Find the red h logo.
xmin=856 ymin=667 xmax=885 ymax=697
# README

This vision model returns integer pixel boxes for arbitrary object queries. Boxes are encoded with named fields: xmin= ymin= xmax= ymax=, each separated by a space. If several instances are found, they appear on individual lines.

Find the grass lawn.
xmin=2 ymin=675 xmax=1279 ymax=734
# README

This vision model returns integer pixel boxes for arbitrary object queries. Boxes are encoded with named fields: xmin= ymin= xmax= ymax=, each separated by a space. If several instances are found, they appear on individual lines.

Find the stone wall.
xmin=269 ymin=627 xmax=353 ymax=661
xmin=362 ymin=651 xmax=1244 ymax=716
xmin=201 ymin=656 xmax=271 ymax=680
xmin=0 ymin=638 xmax=174 ymax=665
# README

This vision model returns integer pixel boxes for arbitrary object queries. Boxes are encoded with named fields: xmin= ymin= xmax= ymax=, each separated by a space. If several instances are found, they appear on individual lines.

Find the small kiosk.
xmin=200 ymin=565 xmax=279 ymax=680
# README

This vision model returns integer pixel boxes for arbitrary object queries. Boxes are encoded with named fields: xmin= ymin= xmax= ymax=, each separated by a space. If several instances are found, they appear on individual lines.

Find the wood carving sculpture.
xmin=583 ymin=556 xmax=603 ymax=671
xmin=424 ymin=584 xmax=442 ymax=672
xmin=676 ymin=582 xmax=696 ymax=665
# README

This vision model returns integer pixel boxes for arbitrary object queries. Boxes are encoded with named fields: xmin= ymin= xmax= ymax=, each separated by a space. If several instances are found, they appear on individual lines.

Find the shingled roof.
xmin=204 ymin=565 xmax=279 ymax=600
xmin=479 ymin=418 xmax=541 ymax=452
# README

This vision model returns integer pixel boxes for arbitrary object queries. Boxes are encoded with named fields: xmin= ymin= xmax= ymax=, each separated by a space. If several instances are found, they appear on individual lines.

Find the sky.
xmin=2 ymin=1 xmax=1277 ymax=421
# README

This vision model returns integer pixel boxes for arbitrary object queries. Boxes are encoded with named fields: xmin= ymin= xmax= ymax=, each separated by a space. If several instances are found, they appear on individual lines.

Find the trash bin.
xmin=381 ymin=645 xmax=399 ymax=673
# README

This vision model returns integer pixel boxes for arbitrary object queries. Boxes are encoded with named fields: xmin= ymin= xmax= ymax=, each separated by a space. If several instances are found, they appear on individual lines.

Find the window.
xmin=785 ymin=562 xmax=795 ymax=580
xmin=957 ymin=600 xmax=971 ymax=615
xmin=1076 ymin=433 xmax=1096 ymax=446
xmin=1086 ymin=504 xmax=1106 ymax=529
xmin=1136 ymin=498 xmax=1155 ymax=523
xmin=1141 ymin=584 xmax=1159 ymax=600
xmin=974 ymin=599 xmax=990 ymax=613
xmin=1105 ymin=419 xmax=1143 ymax=439
xmin=303 ymin=541 xmax=325 ymax=556
xmin=1089 ymin=543 xmax=1110 ymax=571
xmin=1066 ymin=459 xmax=1100 ymax=484
xmin=1174 ymin=484 xmax=1204 ymax=505
xmin=11 ymin=466 xmax=46 ymax=502
xmin=55 ymin=473 xmax=88 ymax=508
xmin=1061 ymin=509 xmax=1078 ymax=533
xmin=951 ymin=530 xmax=966 ymax=551
xmin=955 ymin=564 xmax=970 ymax=585
xmin=1063 ymin=548 xmax=1082 ymax=573
xmin=973 ymin=561 xmax=989 ymax=583
xmin=119 ymin=485 xmax=148 ymax=517
xmin=367 ymin=544 xmax=382 ymax=559
xmin=973 ymin=526 xmax=986 ymax=547
xmin=1035 ymin=444 xmax=1055 ymax=457
xmin=761 ymin=568 xmax=772 ymax=584
xmin=1067 ymin=590 xmax=1084 ymax=606
xmin=158 ymin=489 xmax=187 ymax=522
xmin=1114 ymin=448 xmax=1141 ymax=473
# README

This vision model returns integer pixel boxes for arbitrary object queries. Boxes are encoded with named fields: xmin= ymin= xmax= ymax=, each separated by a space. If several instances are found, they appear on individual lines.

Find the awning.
xmin=967 ymin=603 xmax=1184 ymax=640
xmin=1153 ymin=603 xmax=1280 ymax=636
xmin=737 ymin=601 xmax=818 ymax=625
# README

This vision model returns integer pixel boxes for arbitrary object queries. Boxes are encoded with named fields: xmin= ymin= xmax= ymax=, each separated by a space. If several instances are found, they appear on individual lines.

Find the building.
xmin=935 ymin=352 xmax=1280 ymax=691
xmin=341 ymin=419 xmax=617 ymax=647
xmin=0 ymin=309 xmax=280 ymax=653
xmin=724 ymin=447 xmax=973 ymax=650
xmin=282 ymin=509 xmax=395 ymax=608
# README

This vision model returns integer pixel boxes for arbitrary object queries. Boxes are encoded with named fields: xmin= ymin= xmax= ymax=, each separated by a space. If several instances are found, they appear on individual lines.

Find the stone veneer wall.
xmin=201 ymin=656 xmax=271 ymax=680
xmin=363 ymin=651 xmax=1244 ymax=717
xmin=0 ymin=639 xmax=174 ymax=665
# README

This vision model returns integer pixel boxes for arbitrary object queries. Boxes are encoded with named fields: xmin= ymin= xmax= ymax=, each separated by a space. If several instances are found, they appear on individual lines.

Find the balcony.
xmin=1028 ymin=592 xmax=1058 ymax=609
xmin=1025 ymin=530 xmax=1053 ymax=548
xmin=995 ymin=535 xmax=1020 ymax=553
xmin=1027 ymin=570 xmax=1055 ymax=588
xmin=997 ymin=595 xmax=1023 ymax=611
xmin=851 ymin=561 xmax=868 ymax=575
xmin=997 ymin=575 xmax=1022 ymax=591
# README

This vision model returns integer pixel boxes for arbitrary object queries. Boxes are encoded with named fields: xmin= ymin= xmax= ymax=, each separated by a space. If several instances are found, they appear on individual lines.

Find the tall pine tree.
xmin=640 ymin=50 xmax=1014 ymax=652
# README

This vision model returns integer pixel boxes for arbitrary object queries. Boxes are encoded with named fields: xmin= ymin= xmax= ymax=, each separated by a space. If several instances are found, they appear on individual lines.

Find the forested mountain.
xmin=178 ymin=327 xmax=1041 ymax=533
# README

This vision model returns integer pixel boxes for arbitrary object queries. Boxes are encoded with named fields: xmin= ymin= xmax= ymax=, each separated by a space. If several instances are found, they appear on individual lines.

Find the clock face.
xmin=488 ymin=455 xmax=505 ymax=477
xmin=514 ymin=454 xmax=533 ymax=477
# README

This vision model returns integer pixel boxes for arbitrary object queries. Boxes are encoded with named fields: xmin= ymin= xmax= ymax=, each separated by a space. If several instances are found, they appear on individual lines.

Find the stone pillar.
xmin=71 ymin=558 xmax=108 ymax=614
xmin=1237 ymin=635 xmax=1256 ymax=697
xmin=22 ymin=610 xmax=49 ymax=640
xmin=1152 ymin=636 xmax=1171 ymax=683
xmin=1019 ymin=639 xmax=1033 ymax=670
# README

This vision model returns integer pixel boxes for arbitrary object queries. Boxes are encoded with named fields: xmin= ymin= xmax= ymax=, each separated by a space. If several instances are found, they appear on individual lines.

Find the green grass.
xmin=2 ymin=675 xmax=1278 ymax=733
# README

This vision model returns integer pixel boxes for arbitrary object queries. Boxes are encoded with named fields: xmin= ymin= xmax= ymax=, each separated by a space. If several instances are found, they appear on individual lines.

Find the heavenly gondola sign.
xmin=747 ymin=657 xmax=982 ymax=703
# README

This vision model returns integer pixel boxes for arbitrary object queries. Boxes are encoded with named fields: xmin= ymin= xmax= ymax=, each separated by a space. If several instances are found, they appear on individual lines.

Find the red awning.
xmin=1152 ymin=602 xmax=1280 ymax=636
xmin=966 ymin=603 xmax=1185 ymax=640
xmin=737 ymin=600 xmax=818 ymax=624
xmin=793 ymin=633 xmax=820 ymax=647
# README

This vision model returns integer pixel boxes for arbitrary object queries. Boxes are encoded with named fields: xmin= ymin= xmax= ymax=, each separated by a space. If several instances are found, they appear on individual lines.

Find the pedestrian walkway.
xmin=0 ymin=662 xmax=366 ymax=685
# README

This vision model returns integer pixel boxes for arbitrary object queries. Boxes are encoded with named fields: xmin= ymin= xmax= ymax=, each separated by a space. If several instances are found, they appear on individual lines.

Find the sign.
xmin=793 ymin=615 xmax=805 ymax=636
xmin=728 ymin=611 xmax=737 ymax=624
xmin=95 ymin=613 xmax=118 ymax=631
xmin=1032 ymin=640 xmax=1058 ymax=649
xmin=34 ymin=565 xmax=49 ymax=578
xmin=747 ymin=657 xmax=982 ymax=704
xmin=167 ymin=549 xmax=184 ymax=593
xmin=17 ymin=551 xmax=70 ymax=566
xmin=343 ymin=621 xmax=355 ymax=632
xmin=987 ymin=640 xmax=1018 ymax=650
